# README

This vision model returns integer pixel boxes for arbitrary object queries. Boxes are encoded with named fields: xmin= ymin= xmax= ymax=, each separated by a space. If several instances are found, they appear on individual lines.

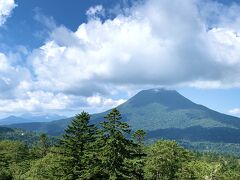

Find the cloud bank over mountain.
xmin=1 ymin=0 xmax=240 ymax=114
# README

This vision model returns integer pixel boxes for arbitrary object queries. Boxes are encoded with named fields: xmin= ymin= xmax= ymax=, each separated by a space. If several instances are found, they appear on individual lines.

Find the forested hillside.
xmin=0 ymin=127 xmax=56 ymax=147
xmin=8 ymin=89 xmax=240 ymax=137
xmin=0 ymin=127 xmax=39 ymax=145
xmin=0 ymin=109 xmax=239 ymax=179
xmin=6 ymin=89 xmax=240 ymax=155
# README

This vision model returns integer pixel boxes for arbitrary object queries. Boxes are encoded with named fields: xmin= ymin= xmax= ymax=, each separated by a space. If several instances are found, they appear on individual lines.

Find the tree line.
xmin=0 ymin=108 xmax=240 ymax=179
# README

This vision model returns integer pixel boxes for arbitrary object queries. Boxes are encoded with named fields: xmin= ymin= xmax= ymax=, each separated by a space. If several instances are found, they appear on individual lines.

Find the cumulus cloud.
xmin=0 ymin=91 xmax=70 ymax=113
xmin=86 ymin=5 xmax=105 ymax=18
xmin=0 ymin=53 xmax=32 ymax=99
xmin=0 ymin=0 xmax=17 ymax=26
xmin=29 ymin=0 xmax=240 ymax=93
xmin=229 ymin=108 xmax=240 ymax=116
xmin=1 ymin=0 xmax=240 ymax=115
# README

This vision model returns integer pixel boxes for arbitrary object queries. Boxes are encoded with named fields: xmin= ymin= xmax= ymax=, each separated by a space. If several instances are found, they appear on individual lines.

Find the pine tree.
xmin=60 ymin=112 xmax=98 ymax=179
xmin=31 ymin=134 xmax=50 ymax=158
xmin=133 ymin=129 xmax=146 ymax=156
xmin=132 ymin=129 xmax=146 ymax=180
xmin=99 ymin=108 xmax=136 ymax=179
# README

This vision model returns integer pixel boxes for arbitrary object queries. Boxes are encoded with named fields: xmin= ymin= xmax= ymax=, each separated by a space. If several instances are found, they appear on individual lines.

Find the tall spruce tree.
xmin=31 ymin=134 xmax=50 ymax=159
xmin=133 ymin=130 xmax=146 ymax=156
xmin=99 ymin=108 xmax=136 ymax=179
xmin=132 ymin=129 xmax=146 ymax=180
xmin=60 ymin=112 xmax=98 ymax=179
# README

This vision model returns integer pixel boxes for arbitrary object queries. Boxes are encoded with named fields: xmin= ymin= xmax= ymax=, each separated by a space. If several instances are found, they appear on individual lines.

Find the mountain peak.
xmin=5 ymin=115 xmax=23 ymax=120
xmin=140 ymin=88 xmax=178 ymax=94
xmin=127 ymin=88 xmax=197 ymax=110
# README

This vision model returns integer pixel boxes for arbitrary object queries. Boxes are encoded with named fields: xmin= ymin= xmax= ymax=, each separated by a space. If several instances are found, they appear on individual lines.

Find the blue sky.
xmin=0 ymin=0 xmax=240 ymax=118
xmin=1 ymin=0 xmax=127 ymax=48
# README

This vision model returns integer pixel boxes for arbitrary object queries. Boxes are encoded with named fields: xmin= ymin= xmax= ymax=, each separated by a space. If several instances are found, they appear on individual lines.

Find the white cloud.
xmin=87 ymin=95 xmax=125 ymax=107
xmin=0 ymin=53 xmax=32 ymax=98
xmin=86 ymin=5 xmax=105 ymax=18
xmin=28 ymin=0 xmax=240 ymax=94
xmin=229 ymin=108 xmax=240 ymax=116
xmin=0 ymin=0 xmax=17 ymax=26
xmin=0 ymin=91 xmax=71 ymax=113
xmin=2 ymin=0 xmax=240 ymax=115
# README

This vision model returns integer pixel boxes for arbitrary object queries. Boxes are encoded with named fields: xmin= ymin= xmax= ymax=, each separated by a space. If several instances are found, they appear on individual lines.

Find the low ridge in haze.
xmin=0 ymin=114 xmax=66 ymax=125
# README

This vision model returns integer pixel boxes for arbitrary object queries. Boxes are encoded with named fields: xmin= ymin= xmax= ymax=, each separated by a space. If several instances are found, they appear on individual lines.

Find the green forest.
xmin=0 ymin=109 xmax=239 ymax=179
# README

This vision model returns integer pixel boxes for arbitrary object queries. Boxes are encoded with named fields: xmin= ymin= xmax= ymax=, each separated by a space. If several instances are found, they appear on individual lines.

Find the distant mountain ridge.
xmin=0 ymin=114 xmax=66 ymax=125
xmin=19 ymin=113 xmax=66 ymax=123
xmin=0 ymin=116 xmax=30 ymax=125
xmin=5 ymin=89 xmax=240 ymax=145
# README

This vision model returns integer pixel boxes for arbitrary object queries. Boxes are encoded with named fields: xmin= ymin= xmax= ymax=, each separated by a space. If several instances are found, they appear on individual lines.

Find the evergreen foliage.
xmin=30 ymin=133 xmax=50 ymax=159
xmin=0 ymin=109 xmax=239 ymax=179
xmin=98 ymin=108 xmax=137 ymax=179
xmin=144 ymin=140 xmax=192 ymax=179
xmin=60 ymin=112 xmax=99 ymax=179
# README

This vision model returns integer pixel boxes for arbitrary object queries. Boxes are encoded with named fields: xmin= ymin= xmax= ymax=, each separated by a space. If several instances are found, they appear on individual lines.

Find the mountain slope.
xmin=7 ymin=118 xmax=72 ymax=135
xmin=0 ymin=126 xmax=40 ymax=145
xmin=115 ymin=89 xmax=240 ymax=130
xmin=5 ymin=89 xmax=240 ymax=144
xmin=0 ymin=127 xmax=14 ymax=134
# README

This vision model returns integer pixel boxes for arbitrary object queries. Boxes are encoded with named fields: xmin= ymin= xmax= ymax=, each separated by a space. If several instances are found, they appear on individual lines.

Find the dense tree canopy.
xmin=0 ymin=109 xmax=239 ymax=179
